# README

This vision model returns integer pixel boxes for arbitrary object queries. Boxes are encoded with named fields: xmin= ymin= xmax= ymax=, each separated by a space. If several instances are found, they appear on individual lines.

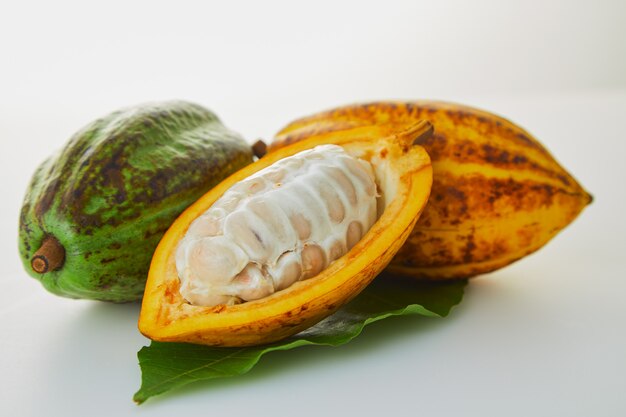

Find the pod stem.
xmin=396 ymin=119 xmax=434 ymax=147
xmin=31 ymin=235 xmax=65 ymax=274
xmin=252 ymin=139 xmax=268 ymax=159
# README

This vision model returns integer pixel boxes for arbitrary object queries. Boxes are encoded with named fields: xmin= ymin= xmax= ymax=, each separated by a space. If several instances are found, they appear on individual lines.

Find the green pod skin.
xmin=19 ymin=101 xmax=253 ymax=302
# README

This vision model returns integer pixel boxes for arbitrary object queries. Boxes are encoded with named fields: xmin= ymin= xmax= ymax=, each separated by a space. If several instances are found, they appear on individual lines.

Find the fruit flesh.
xmin=175 ymin=145 xmax=378 ymax=307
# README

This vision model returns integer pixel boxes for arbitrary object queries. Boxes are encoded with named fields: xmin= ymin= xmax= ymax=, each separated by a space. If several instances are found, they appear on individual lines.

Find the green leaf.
xmin=134 ymin=277 xmax=467 ymax=404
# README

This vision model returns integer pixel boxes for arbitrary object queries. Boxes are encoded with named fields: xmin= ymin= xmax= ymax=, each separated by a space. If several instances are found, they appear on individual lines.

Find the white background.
xmin=1 ymin=1 xmax=625 ymax=416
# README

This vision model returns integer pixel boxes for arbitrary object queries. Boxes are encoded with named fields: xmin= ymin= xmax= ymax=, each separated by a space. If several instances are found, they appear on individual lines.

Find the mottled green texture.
xmin=19 ymin=101 xmax=253 ymax=302
xmin=134 ymin=278 xmax=467 ymax=404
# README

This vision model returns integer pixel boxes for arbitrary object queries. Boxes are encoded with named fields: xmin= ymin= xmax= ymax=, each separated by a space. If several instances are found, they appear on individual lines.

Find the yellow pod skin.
xmin=139 ymin=121 xmax=433 ymax=346
xmin=271 ymin=101 xmax=592 ymax=280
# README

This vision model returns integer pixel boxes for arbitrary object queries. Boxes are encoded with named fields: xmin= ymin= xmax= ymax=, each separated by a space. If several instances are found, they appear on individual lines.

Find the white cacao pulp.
xmin=175 ymin=145 xmax=378 ymax=306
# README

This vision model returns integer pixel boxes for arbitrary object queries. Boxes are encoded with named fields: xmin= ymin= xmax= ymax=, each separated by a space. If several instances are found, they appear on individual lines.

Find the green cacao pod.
xmin=19 ymin=101 xmax=253 ymax=302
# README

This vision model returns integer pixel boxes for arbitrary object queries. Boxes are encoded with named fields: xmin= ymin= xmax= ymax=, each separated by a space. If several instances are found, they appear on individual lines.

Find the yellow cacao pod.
xmin=271 ymin=101 xmax=592 ymax=279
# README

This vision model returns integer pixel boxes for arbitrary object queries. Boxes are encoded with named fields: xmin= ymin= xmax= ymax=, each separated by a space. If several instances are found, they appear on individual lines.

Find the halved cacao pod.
xmin=271 ymin=101 xmax=592 ymax=280
xmin=139 ymin=121 xmax=433 ymax=346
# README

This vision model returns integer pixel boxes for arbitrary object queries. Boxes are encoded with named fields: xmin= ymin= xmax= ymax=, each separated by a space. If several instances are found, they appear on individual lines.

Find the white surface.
xmin=1 ymin=1 xmax=625 ymax=416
